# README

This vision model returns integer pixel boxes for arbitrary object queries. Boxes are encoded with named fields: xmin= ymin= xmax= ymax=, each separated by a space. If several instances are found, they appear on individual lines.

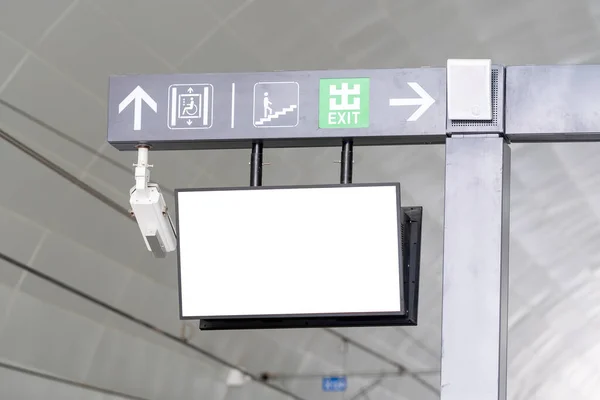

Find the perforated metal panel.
xmin=446 ymin=66 xmax=505 ymax=134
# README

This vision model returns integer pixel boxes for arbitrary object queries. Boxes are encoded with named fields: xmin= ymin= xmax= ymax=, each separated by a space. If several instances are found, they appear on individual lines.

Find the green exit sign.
xmin=319 ymin=78 xmax=370 ymax=128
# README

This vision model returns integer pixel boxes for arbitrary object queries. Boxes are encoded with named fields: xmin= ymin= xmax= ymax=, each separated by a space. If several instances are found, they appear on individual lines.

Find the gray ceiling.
xmin=1 ymin=0 xmax=600 ymax=399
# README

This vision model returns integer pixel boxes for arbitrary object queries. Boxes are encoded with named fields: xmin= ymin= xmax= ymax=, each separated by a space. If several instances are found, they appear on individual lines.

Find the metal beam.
xmin=440 ymin=135 xmax=510 ymax=400
xmin=505 ymin=65 xmax=600 ymax=142
xmin=108 ymin=63 xmax=600 ymax=150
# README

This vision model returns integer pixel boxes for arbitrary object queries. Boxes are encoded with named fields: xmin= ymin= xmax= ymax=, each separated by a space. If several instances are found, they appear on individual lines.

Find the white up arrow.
xmin=118 ymin=86 xmax=157 ymax=131
xmin=389 ymin=82 xmax=435 ymax=122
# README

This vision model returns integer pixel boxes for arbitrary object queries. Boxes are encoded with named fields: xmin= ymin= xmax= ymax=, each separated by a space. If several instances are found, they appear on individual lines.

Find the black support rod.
xmin=250 ymin=141 xmax=263 ymax=187
xmin=340 ymin=138 xmax=353 ymax=184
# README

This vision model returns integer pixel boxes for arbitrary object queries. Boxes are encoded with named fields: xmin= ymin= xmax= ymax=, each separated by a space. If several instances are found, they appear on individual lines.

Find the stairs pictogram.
xmin=255 ymin=105 xmax=297 ymax=126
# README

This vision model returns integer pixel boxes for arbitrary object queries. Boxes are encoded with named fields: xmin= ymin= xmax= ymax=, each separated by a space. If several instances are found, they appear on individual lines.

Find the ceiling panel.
xmin=234 ymin=331 xmax=312 ymax=373
xmin=0 ymin=33 xmax=27 ymax=89
xmin=0 ymin=285 xmax=15 ymax=333
xmin=203 ymin=0 xmax=250 ymax=21
xmin=387 ymin=374 xmax=438 ymax=400
xmin=83 ymin=325 xmax=227 ymax=400
xmin=18 ymin=272 xmax=111 ymax=324
xmin=334 ymin=327 xmax=438 ymax=372
xmin=261 ymin=147 xmax=340 ymax=186
xmin=393 ymin=329 xmax=440 ymax=370
xmin=178 ymin=27 xmax=264 ymax=74
xmin=0 ymin=0 xmax=73 ymax=48
xmin=0 ymin=364 xmax=123 ymax=400
xmin=91 ymin=0 xmax=220 ymax=66
xmin=258 ymin=25 xmax=347 ymax=71
xmin=0 ymin=289 xmax=105 ymax=381
xmin=111 ymin=271 xmax=180 ymax=337
xmin=0 ymin=111 xmax=100 ymax=183
xmin=88 ymin=147 xmax=200 ymax=201
xmin=35 ymin=1 xmax=171 ymax=97
xmin=0 ymin=147 xmax=142 ymax=268
xmin=226 ymin=1 xmax=309 ymax=61
xmin=0 ymin=121 xmax=130 ymax=211
xmin=29 ymin=231 xmax=133 ymax=306
xmin=0 ymin=54 xmax=107 ymax=161
xmin=224 ymin=381 xmax=292 ymax=400
xmin=0 ymin=207 xmax=47 ymax=286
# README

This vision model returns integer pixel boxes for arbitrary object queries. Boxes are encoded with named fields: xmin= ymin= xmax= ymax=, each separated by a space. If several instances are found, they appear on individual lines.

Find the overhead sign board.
xmin=174 ymin=184 xmax=423 ymax=330
xmin=108 ymin=68 xmax=446 ymax=150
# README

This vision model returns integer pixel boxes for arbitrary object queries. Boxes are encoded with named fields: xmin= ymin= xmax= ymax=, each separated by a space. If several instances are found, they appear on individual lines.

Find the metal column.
xmin=440 ymin=136 xmax=510 ymax=400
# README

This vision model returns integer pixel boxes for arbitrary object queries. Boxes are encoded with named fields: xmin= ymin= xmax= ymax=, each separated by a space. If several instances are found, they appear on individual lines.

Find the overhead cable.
xmin=0 ymin=251 xmax=307 ymax=400
xmin=324 ymin=329 xmax=439 ymax=395
xmin=0 ymin=360 xmax=149 ymax=400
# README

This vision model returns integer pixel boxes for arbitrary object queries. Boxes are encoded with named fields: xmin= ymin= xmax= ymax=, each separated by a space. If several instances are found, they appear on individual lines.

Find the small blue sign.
xmin=322 ymin=376 xmax=347 ymax=392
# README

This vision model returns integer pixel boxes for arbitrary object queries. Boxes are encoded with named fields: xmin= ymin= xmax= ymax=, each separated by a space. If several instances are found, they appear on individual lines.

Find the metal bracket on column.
xmin=446 ymin=59 xmax=506 ymax=137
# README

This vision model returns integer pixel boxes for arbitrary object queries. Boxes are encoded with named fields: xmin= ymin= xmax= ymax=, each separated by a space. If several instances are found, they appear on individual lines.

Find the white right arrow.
xmin=389 ymin=82 xmax=435 ymax=122
xmin=118 ymin=85 xmax=157 ymax=131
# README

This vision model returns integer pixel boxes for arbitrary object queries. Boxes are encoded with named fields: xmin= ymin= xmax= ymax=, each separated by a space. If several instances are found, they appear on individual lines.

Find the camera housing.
xmin=130 ymin=183 xmax=177 ymax=258
xmin=129 ymin=146 xmax=177 ymax=258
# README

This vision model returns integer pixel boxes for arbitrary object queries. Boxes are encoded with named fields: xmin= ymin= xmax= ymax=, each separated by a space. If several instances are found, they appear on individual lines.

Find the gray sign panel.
xmin=107 ymin=68 xmax=446 ymax=151
xmin=505 ymin=65 xmax=600 ymax=142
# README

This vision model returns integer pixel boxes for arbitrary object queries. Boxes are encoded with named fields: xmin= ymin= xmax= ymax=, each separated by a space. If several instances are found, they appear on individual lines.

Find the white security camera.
xmin=129 ymin=146 xmax=177 ymax=258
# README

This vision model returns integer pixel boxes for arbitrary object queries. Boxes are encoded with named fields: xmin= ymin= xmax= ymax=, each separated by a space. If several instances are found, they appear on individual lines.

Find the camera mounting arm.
xmin=129 ymin=146 xmax=177 ymax=258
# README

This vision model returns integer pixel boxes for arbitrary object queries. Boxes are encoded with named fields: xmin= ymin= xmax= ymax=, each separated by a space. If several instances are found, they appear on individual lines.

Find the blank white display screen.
xmin=176 ymin=184 xmax=404 ymax=318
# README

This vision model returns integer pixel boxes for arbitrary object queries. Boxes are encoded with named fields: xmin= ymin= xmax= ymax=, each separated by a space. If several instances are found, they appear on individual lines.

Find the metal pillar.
xmin=440 ymin=135 xmax=510 ymax=400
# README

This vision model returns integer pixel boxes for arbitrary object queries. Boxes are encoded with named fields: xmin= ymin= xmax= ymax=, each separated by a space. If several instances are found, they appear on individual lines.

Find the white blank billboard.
xmin=176 ymin=184 xmax=404 ymax=319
